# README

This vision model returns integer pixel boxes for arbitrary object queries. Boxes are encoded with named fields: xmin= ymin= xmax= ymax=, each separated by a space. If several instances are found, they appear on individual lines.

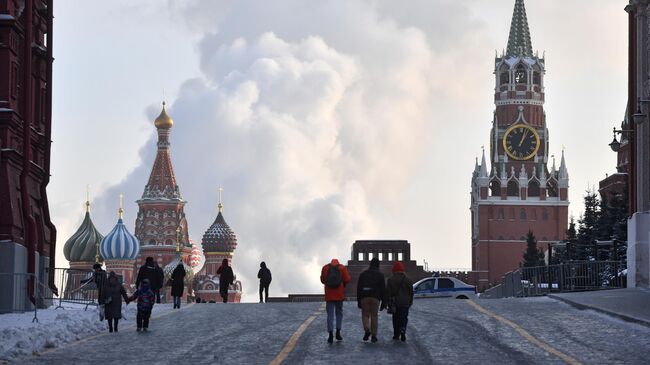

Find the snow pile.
xmin=0 ymin=303 xmax=172 ymax=362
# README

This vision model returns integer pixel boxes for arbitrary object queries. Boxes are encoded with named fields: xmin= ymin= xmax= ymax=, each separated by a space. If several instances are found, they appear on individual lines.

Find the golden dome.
xmin=154 ymin=101 xmax=173 ymax=129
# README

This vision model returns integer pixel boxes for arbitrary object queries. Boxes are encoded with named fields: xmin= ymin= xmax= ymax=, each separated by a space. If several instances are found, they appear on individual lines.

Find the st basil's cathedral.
xmin=64 ymin=102 xmax=242 ymax=303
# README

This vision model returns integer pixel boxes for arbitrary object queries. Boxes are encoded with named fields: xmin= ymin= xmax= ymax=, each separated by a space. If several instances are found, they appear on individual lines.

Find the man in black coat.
xmin=257 ymin=261 xmax=272 ymax=303
xmin=356 ymin=257 xmax=385 ymax=343
xmin=170 ymin=263 xmax=186 ymax=309
xmin=217 ymin=259 xmax=234 ymax=303
xmin=135 ymin=257 xmax=163 ymax=299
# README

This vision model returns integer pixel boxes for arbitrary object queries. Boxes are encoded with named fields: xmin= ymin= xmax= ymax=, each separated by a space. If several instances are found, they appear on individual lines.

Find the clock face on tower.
xmin=503 ymin=124 xmax=540 ymax=160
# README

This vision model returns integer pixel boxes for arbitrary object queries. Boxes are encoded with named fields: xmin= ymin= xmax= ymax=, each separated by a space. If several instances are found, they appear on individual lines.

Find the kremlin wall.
xmin=63 ymin=103 xmax=242 ymax=303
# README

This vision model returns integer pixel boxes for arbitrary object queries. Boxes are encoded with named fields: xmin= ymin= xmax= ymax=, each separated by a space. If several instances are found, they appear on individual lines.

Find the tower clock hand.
xmin=519 ymin=129 xmax=528 ymax=147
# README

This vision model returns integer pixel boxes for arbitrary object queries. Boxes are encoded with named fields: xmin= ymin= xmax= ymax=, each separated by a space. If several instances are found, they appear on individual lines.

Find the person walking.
xmin=170 ymin=262 xmax=186 ymax=309
xmin=320 ymin=258 xmax=351 ymax=343
xmin=102 ymin=272 xmax=129 ymax=333
xmin=81 ymin=263 xmax=107 ymax=320
xmin=257 ymin=262 xmax=272 ymax=303
xmin=154 ymin=261 xmax=164 ymax=303
xmin=217 ymin=259 xmax=234 ymax=303
xmin=136 ymin=257 xmax=163 ymax=302
xmin=356 ymin=257 xmax=385 ymax=343
xmin=127 ymin=278 xmax=156 ymax=332
xmin=385 ymin=261 xmax=413 ymax=342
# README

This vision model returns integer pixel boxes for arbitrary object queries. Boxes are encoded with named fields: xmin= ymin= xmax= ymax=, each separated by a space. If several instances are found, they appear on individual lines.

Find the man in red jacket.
xmin=320 ymin=258 xmax=351 ymax=343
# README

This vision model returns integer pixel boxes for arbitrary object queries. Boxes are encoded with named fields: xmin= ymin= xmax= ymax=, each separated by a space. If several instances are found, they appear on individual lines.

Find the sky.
xmin=50 ymin=0 xmax=628 ymax=300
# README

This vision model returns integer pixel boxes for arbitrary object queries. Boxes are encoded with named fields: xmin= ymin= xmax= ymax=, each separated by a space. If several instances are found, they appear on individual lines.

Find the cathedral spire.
xmin=218 ymin=187 xmax=224 ymax=213
xmin=479 ymin=148 xmax=488 ymax=178
xmin=506 ymin=0 xmax=533 ymax=57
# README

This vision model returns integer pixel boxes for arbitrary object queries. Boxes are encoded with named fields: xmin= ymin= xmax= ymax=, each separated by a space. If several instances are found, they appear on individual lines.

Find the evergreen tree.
xmin=577 ymin=190 xmax=600 ymax=260
xmin=561 ymin=216 xmax=578 ymax=262
xmin=522 ymin=230 xmax=544 ymax=267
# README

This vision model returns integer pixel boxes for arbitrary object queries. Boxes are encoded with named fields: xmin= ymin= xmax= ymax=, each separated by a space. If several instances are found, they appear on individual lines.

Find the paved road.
xmin=21 ymin=297 xmax=650 ymax=365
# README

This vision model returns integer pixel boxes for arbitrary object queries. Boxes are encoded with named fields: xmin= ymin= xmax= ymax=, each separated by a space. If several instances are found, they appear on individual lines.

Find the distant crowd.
xmin=86 ymin=256 xmax=413 ymax=342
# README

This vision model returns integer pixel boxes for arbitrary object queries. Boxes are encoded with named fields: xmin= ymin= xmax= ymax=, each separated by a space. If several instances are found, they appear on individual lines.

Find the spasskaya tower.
xmin=470 ymin=0 xmax=569 ymax=290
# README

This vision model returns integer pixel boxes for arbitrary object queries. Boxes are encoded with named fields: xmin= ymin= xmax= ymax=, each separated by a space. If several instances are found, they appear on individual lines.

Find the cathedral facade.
xmin=470 ymin=0 xmax=569 ymax=290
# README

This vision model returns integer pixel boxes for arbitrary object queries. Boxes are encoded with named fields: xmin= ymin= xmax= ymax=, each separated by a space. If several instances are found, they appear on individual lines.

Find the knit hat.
xmin=392 ymin=261 xmax=405 ymax=273
xmin=369 ymin=257 xmax=380 ymax=269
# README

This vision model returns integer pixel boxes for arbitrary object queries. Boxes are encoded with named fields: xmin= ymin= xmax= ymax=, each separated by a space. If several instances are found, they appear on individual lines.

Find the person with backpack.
xmin=102 ymin=271 xmax=129 ymax=333
xmin=127 ymin=278 xmax=156 ymax=332
xmin=170 ymin=262 xmax=186 ymax=309
xmin=257 ymin=261 xmax=272 ymax=303
xmin=217 ymin=259 xmax=234 ymax=303
xmin=356 ymin=257 xmax=385 ymax=343
xmin=320 ymin=258 xmax=351 ymax=343
xmin=385 ymin=261 xmax=413 ymax=342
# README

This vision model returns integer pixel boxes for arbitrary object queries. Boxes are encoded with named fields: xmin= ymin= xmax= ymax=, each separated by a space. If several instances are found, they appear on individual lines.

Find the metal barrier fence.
xmin=0 ymin=272 xmax=39 ymax=322
xmin=46 ymin=268 xmax=99 ymax=310
xmin=481 ymin=261 xmax=626 ymax=299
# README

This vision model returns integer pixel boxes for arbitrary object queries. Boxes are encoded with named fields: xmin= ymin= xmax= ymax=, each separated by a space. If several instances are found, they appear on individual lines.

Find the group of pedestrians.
xmin=321 ymin=257 xmax=413 ymax=343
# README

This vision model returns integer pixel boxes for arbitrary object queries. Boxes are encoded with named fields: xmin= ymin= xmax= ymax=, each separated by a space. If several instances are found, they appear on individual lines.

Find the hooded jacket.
xmin=356 ymin=258 xmax=385 ymax=302
xmin=257 ymin=262 xmax=272 ymax=286
xmin=386 ymin=268 xmax=413 ymax=308
xmin=320 ymin=259 xmax=351 ymax=301
xmin=170 ymin=263 xmax=186 ymax=297
xmin=135 ymin=260 xmax=163 ymax=290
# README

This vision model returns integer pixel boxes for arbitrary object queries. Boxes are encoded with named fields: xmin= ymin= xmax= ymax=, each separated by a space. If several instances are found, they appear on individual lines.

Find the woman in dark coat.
xmin=217 ymin=259 xmax=234 ymax=303
xmin=170 ymin=263 xmax=186 ymax=309
xmin=102 ymin=272 xmax=129 ymax=333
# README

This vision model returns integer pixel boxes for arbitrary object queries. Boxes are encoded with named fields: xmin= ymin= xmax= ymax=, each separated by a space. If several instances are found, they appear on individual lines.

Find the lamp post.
xmin=609 ymin=127 xmax=635 ymax=152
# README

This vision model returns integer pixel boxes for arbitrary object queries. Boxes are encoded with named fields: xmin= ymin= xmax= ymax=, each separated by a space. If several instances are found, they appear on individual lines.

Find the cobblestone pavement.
xmin=20 ymin=297 xmax=650 ymax=365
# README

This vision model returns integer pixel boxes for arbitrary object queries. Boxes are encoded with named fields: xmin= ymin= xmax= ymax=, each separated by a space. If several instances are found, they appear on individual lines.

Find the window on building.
xmin=368 ymin=252 xmax=374 ymax=260
xmin=547 ymin=180 xmax=558 ymax=198
xmin=520 ymin=208 xmax=527 ymax=221
xmin=532 ymin=66 xmax=541 ymax=85
xmin=500 ymin=70 xmax=509 ymax=86
xmin=438 ymin=278 xmax=454 ymax=289
xmin=378 ymin=252 xmax=383 ymax=261
xmin=498 ymin=208 xmax=505 ymax=220
xmin=358 ymin=252 xmax=364 ymax=261
xmin=528 ymin=180 xmax=540 ymax=197
xmin=490 ymin=180 xmax=501 ymax=197
xmin=397 ymin=252 xmax=403 ymax=261
xmin=515 ymin=64 xmax=527 ymax=84
xmin=388 ymin=252 xmax=393 ymax=261
xmin=507 ymin=179 xmax=519 ymax=197
xmin=542 ymin=208 xmax=548 ymax=221
xmin=509 ymin=208 xmax=515 ymax=220
xmin=531 ymin=209 xmax=537 ymax=221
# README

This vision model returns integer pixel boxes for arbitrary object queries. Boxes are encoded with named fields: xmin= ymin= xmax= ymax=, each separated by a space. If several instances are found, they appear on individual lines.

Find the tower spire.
xmin=506 ymin=0 xmax=533 ymax=57
xmin=218 ymin=187 xmax=224 ymax=213
xmin=85 ymin=184 xmax=91 ymax=213
xmin=118 ymin=193 xmax=124 ymax=220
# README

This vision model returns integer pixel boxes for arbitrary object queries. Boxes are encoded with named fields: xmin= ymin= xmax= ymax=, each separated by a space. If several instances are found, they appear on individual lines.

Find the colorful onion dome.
xmin=190 ymin=240 xmax=205 ymax=271
xmin=100 ymin=203 xmax=140 ymax=260
xmin=163 ymin=254 xmax=194 ymax=286
xmin=201 ymin=211 xmax=237 ymax=253
xmin=63 ymin=204 xmax=104 ymax=263
xmin=154 ymin=101 xmax=173 ymax=129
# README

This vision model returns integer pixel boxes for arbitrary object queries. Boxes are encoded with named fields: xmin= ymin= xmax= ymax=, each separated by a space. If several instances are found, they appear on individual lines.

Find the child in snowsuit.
xmin=127 ymin=278 xmax=155 ymax=332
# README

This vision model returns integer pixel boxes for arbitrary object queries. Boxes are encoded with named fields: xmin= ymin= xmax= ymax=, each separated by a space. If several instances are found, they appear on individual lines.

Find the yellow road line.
xmin=466 ymin=300 xmax=582 ymax=365
xmin=269 ymin=304 xmax=325 ymax=365
xmin=37 ymin=303 xmax=194 ymax=356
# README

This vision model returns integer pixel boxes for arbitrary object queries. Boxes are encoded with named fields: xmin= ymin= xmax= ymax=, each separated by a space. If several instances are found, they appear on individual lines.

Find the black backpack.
xmin=325 ymin=264 xmax=343 ymax=288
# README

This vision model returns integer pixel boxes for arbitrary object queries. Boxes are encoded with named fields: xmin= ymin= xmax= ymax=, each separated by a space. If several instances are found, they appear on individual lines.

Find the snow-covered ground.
xmin=0 ymin=302 xmax=173 ymax=362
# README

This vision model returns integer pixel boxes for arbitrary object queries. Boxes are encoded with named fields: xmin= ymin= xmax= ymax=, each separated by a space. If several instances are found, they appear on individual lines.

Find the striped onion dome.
xmin=201 ymin=211 xmax=237 ymax=253
xmin=190 ymin=240 xmax=205 ymax=272
xmin=100 ymin=218 xmax=140 ymax=260
xmin=63 ymin=210 xmax=104 ymax=263
xmin=163 ymin=254 xmax=194 ymax=285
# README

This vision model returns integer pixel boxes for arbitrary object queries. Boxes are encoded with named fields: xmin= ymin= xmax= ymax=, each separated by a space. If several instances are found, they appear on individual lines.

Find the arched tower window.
xmin=547 ymin=179 xmax=558 ymax=198
xmin=499 ymin=65 xmax=509 ymax=87
xmin=514 ymin=64 xmax=527 ymax=84
xmin=489 ymin=179 xmax=501 ymax=197
xmin=528 ymin=179 xmax=540 ymax=197
xmin=532 ymin=65 xmax=541 ymax=86
xmin=507 ymin=179 xmax=519 ymax=197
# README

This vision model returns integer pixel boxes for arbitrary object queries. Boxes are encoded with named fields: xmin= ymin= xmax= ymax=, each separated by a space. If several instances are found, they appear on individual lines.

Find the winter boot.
xmin=363 ymin=331 xmax=371 ymax=341
xmin=371 ymin=336 xmax=378 ymax=343
xmin=400 ymin=331 xmax=406 ymax=342
xmin=327 ymin=331 xmax=334 ymax=343
xmin=335 ymin=329 xmax=343 ymax=341
xmin=136 ymin=328 xmax=142 ymax=332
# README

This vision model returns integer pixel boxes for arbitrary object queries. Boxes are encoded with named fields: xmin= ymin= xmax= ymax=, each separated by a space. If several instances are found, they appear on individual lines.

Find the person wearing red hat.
xmin=320 ymin=258 xmax=351 ymax=343
xmin=385 ymin=261 xmax=413 ymax=341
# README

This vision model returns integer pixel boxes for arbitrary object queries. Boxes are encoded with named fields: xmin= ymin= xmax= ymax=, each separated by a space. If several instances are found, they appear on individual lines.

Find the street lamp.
xmin=609 ymin=127 xmax=634 ymax=152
